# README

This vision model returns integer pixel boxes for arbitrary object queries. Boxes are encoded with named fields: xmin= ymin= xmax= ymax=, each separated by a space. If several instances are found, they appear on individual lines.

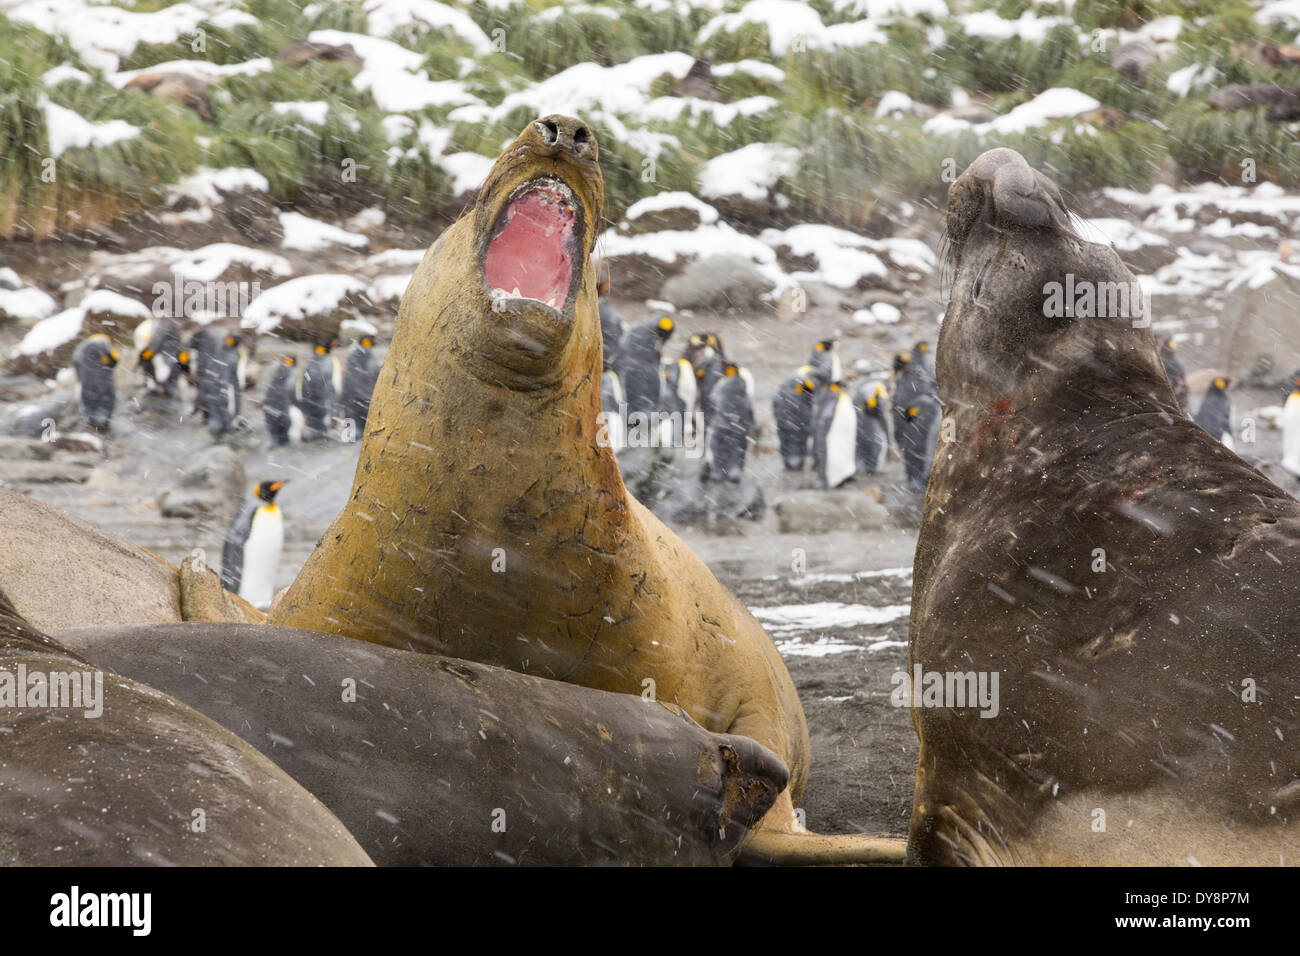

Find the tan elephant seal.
xmin=909 ymin=147 xmax=1300 ymax=865
xmin=269 ymin=115 xmax=902 ymax=863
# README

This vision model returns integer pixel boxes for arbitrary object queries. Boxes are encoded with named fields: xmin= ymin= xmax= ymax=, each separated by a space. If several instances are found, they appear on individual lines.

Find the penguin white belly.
xmin=826 ymin=393 xmax=857 ymax=489
xmin=152 ymin=354 xmax=170 ymax=384
xmin=1222 ymin=431 xmax=1235 ymax=452
xmin=1284 ymin=394 xmax=1300 ymax=476
xmin=133 ymin=320 xmax=152 ymax=353
xmin=238 ymin=506 xmax=284 ymax=610
xmin=287 ymin=405 xmax=306 ymax=444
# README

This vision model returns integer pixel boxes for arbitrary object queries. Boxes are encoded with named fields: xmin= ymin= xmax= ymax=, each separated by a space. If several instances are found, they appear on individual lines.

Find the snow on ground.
xmin=171 ymin=244 xmax=293 ymax=282
xmin=12 ymin=291 xmax=148 ymax=358
xmin=0 ymin=286 xmax=59 ymax=323
xmin=271 ymin=101 xmax=331 ymax=125
xmin=925 ymin=87 xmax=1100 ymax=137
xmin=624 ymin=191 xmax=721 ymax=226
xmin=307 ymin=29 xmax=480 ymax=112
xmin=752 ymin=601 xmax=911 ymax=634
xmin=279 ymin=213 xmax=370 ymax=252
xmin=110 ymin=57 xmax=271 ymax=87
xmin=241 ymin=275 xmax=367 ymax=334
xmin=698 ymin=142 xmax=799 ymax=201
xmin=42 ymin=101 xmax=139 ymax=160
xmin=361 ymin=0 xmax=493 ymax=54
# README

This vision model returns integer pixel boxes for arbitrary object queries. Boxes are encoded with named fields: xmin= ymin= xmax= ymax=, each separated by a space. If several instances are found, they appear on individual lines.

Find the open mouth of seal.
xmin=484 ymin=178 xmax=580 ymax=312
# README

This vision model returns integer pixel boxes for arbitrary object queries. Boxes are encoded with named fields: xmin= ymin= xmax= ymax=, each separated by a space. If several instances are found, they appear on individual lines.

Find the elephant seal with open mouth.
xmin=269 ymin=116 xmax=902 ymax=862
xmin=908 ymin=147 xmax=1300 ymax=865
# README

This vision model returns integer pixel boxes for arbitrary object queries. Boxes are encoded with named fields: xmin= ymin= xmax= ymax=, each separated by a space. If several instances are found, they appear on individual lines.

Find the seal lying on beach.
xmin=908 ymin=147 xmax=1300 ymax=865
xmin=0 ymin=589 xmax=371 ymax=866
xmin=269 ymin=115 xmax=902 ymax=863
xmin=56 ymin=620 xmax=788 ymax=866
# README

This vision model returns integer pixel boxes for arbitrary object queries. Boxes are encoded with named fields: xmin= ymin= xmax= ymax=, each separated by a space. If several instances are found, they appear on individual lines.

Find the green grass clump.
xmin=0 ymin=15 xmax=200 ymax=239
xmin=943 ymin=21 xmax=1084 ymax=97
xmin=1165 ymin=101 xmax=1300 ymax=186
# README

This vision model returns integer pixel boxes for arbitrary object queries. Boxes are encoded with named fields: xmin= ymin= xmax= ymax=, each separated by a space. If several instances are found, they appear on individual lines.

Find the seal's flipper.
xmin=179 ymin=553 xmax=266 ymax=623
xmin=738 ymin=831 xmax=908 ymax=866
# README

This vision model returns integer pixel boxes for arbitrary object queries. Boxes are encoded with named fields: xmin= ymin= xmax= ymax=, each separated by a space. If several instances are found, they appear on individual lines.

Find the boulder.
xmin=660 ymin=254 xmax=774 ymax=311
xmin=157 ymin=444 xmax=245 ymax=520
xmin=1220 ymin=263 xmax=1300 ymax=386
xmin=775 ymin=490 xmax=891 ymax=534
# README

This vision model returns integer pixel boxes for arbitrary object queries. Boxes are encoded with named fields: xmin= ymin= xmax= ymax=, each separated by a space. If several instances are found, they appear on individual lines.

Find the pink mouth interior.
xmin=484 ymin=186 xmax=576 ymax=306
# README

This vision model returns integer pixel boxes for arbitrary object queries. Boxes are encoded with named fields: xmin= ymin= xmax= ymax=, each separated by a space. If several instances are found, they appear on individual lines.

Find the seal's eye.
xmin=971 ymin=254 xmax=993 ymax=304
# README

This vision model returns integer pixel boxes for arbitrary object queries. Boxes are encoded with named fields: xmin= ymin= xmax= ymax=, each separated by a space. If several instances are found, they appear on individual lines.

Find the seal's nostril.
xmin=535 ymin=119 xmax=559 ymax=144
xmin=573 ymin=125 xmax=590 ymax=145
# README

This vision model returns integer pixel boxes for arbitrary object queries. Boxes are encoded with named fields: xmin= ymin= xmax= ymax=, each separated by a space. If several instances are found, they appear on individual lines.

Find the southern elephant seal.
xmin=56 ymin=621 xmax=789 ymax=866
xmin=0 ymin=589 xmax=371 ymax=866
xmin=908 ymin=147 xmax=1300 ymax=865
xmin=269 ymin=115 xmax=902 ymax=862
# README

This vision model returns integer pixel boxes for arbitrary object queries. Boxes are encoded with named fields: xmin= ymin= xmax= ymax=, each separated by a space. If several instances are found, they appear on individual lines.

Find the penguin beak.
xmin=270 ymin=481 xmax=287 ymax=493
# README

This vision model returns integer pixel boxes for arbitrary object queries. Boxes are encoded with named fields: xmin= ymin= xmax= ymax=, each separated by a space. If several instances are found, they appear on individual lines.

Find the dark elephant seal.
xmin=268 ymin=115 xmax=902 ymax=861
xmin=0 ymin=590 xmax=371 ymax=866
xmin=909 ymin=147 xmax=1300 ymax=865
xmin=54 ymin=621 xmax=788 ymax=866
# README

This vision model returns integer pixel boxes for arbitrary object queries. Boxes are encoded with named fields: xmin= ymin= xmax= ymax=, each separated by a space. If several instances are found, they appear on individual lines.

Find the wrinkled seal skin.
xmin=909 ymin=147 xmax=1300 ymax=866
xmin=270 ymin=115 xmax=813 ymax=837
xmin=0 ymin=591 xmax=372 ymax=866
xmin=56 ymin=621 xmax=788 ymax=866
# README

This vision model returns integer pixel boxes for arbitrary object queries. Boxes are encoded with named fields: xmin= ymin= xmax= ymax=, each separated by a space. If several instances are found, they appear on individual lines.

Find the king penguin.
xmin=809 ymin=339 xmax=842 ymax=387
xmin=1158 ymin=336 xmax=1188 ymax=410
xmin=617 ymin=316 xmax=674 ymax=423
xmin=1282 ymin=369 xmax=1300 ymax=477
xmin=1194 ymin=375 xmax=1234 ymax=450
xmin=191 ymin=327 xmax=242 ymax=435
xmin=339 ymin=335 xmax=380 ymax=440
xmin=298 ymin=341 xmax=338 ymax=441
xmin=812 ymin=381 xmax=857 ymax=490
xmin=133 ymin=317 xmax=183 ymax=396
xmin=855 ymin=380 xmax=890 ymax=476
xmin=73 ymin=334 xmax=118 ymax=431
xmin=263 ymin=355 xmax=305 ymax=448
xmin=659 ymin=355 xmax=700 ymax=448
xmin=773 ymin=365 xmax=816 ymax=470
xmin=221 ymin=480 xmax=287 ymax=610
xmin=704 ymin=362 xmax=753 ymax=482
xmin=893 ymin=350 xmax=941 ymax=492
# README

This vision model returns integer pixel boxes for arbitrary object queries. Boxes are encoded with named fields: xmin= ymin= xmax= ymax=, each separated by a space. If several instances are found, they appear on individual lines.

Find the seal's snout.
xmin=530 ymin=114 xmax=596 ymax=161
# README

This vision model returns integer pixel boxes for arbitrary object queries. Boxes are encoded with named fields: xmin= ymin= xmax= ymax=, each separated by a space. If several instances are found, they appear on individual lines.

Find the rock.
xmin=1220 ymin=266 xmax=1300 ymax=386
xmin=277 ymin=41 xmax=363 ymax=70
xmin=0 ymin=487 xmax=182 ymax=630
xmin=0 ymin=437 xmax=52 ymax=461
xmin=945 ymin=104 xmax=997 ymax=124
xmin=1209 ymin=84 xmax=1300 ymax=121
xmin=674 ymin=58 xmax=723 ymax=101
xmin=775 ymin=490 xmax=891 ymax=534
xmin=1111 ymin=40 xmax=1156 ymax=85
xmin=660 ymin=254 xmax=775 ymax=311
xmin=157 ymin=444 xmax=245 ymax=519
xmin=1231 ymin=39 xmax=1300 ymax=68
xmin=621 ymin=193 xmax=720 ymax=236
xmin=0 ymin=398 xmax=72 ymax=438
xmin=0 ymin=459 xmax=96 ymax=483
xmin=124 ymin=71 xmax=214 ymax=122
xmin=222 ymin=188 xmax=286 ymax=246
xmin=777 ymin=286 xmax=810 ymax=323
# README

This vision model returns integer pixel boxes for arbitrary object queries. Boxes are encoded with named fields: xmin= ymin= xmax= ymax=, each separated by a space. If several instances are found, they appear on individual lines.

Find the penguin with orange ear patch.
xmin=617 ymin=316 xmax=674 ymax=421
xmin=705 ymin=362 xmax=753 ymax=482
xmin=773 ymin=365 xmax=816 ymax=470
xmin=298 ymin=340 xmax=338 ymax=441
xmin=1194 ymin=375 xmax=1235 ymax=450
xmin=73 ymin=334 xmax=118 ymax=431
xmin=222 ymin=479 xmax=287 ymax=610
xmin=855 ymin=379 xmax=890 ymax=475
xmin=893 ymin=350 xmax=940 ymax=492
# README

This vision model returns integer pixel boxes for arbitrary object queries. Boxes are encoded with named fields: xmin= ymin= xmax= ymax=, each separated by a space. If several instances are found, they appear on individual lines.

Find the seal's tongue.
xmin=485 ymin=184 xmax=576 ymax=308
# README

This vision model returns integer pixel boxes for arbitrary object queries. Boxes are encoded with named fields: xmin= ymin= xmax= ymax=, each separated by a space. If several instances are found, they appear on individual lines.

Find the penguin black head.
xmin=360 ymin=336 xmax=376 ymax=349
xmin=894 ymin=351 xmax=912 ymax=373
xmin=796 ymin=377 xmax=816 ymax=394
xmin=862 ymin=381 xmax=887 ymax=410
xmin=813 ymin=339 xmax=835 ymax=353
xmin=1211 ymin=376 xmax=1231 ymax=392
xmin=655 ymin=317 xmax=674 ymax=339
xmin=914 ymin=341 xmax=930 ymax=355
xmin=1291 ymin=368 xmax=1300 ymax=390
xmin=723 ymin=362 xmax=739 ymax=378
xmin=140 ymin=347 xmax=155 ymax=361
xmin=177 ymin=349 xmax=191 ymax=371
xmin=224 ymin=333 xmax=241 ymax=349
xmin=101 ymin=347 xmax=119 ymax=367
xmin=255 ymin=480 xmax=287 ymax=503
xmin=282 ymin=355 xmax=297 ymax=367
